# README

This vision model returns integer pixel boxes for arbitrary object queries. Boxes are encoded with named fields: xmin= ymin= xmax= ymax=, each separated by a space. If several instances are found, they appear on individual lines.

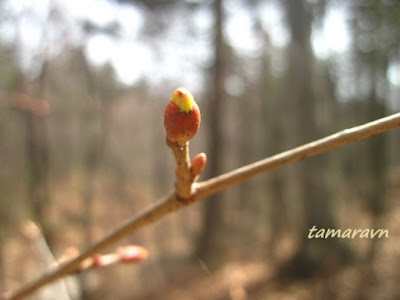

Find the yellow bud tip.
xmin=170 ymin=87 xmax=195 ymax=113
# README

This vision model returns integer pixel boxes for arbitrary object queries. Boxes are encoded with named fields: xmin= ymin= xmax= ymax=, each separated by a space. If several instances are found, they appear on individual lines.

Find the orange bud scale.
xmin=164 ymin=94 xmax=201 ymax=145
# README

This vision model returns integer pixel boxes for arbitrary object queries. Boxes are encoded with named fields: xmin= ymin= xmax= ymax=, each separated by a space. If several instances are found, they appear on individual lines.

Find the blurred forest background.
xmin=1 ymin=0 xmax=400 ymax=299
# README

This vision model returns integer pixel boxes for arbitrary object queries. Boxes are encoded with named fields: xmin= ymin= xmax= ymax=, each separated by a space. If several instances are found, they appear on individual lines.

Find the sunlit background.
xmin=1 ymin=0 xmax=399 ymax=299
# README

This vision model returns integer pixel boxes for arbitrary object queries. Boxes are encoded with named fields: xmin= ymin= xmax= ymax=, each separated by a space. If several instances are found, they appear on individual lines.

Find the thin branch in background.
xmin=5 ymin=112 xmax=400 ymax=300
xmin=20 ymin=221 xmax=73 ymax=300
xmin=66 ymin=245 xmax=149 ymax=274
xmin=4 ymin=222 xmax=149 ymax=300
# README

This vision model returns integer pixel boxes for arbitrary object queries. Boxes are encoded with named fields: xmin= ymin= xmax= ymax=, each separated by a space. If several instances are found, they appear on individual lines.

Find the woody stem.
xmin=166 ymin=138 xmax=193 ymax=199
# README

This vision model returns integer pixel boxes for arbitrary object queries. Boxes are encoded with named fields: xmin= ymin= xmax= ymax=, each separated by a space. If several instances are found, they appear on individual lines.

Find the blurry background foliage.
xmin=0 ymin=0 xmax=399 ymax=299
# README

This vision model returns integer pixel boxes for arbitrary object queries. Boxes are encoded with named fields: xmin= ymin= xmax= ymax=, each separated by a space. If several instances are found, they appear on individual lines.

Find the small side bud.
xmin=57 ymin=247 xmax=79 ymax=265
xmin=13 ymin=93 xmax=32 ymax=110
xmin=117 ymin=245 xmax=149 ymax=263
xmin=31 ymin=99 xmax=50 ymax=117
xmin=191 ymin=152 xmax=207 ymax=179
xmin=92 ymin=254 xmax=104 ymax=267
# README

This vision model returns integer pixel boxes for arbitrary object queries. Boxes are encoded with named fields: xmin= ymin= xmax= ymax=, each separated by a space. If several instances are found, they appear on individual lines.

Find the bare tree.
xmin=196 ymin=0 xmax=227 ymax=264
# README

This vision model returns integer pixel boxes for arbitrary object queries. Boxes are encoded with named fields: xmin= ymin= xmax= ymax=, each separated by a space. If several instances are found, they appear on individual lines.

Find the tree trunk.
xmin=19 ymin=63 xmax=52 ymax=244
xmin=279 ymin=0 xmax=352 ymax=278
xmin=196 ymin=0 xmax=226 ymax=264
xmin=0 ymin=243 xmax=4 ymax=293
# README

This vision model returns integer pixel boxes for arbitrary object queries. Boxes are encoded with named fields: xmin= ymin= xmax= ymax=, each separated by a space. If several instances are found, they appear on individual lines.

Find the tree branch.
xmin=194 ymin=112 xmax=400 ymax=199
xmin=5 ymin=112 xmax=400 ymax=300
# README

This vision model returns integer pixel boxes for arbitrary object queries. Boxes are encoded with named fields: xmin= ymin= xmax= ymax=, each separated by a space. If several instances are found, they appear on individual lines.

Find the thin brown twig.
xmin=6 ymin=112 xmax=400 ymax=300
xmin=166 ymin=138 xmax=193 ymax=199
xmin=194 ymin=112 xmax=400 ymax=199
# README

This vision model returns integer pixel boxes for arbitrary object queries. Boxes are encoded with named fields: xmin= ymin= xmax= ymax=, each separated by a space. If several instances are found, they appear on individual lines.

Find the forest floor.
xmin=138 ymin=191 xmax=400 ymax=300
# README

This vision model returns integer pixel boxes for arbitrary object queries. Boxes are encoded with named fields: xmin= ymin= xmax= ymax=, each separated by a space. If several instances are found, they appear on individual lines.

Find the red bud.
xmin=117 ymin=245 xmax=149 ymax=263
xmin=164 ymin=88 xmax=201 ymax=145
xmin=92 ymin=254 xmax=104 ymax=266
xmin=191 ymin=153 xmax=207 ymax=178
xmin=13 ymin=94 xmax=32 ymax=110
xmin=31 ymin=99 xmax=50 ymax=117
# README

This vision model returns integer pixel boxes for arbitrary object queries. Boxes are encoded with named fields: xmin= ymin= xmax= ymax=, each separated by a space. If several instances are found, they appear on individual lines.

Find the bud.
xmin=13 ymin=93 xmax=32 ymax=110
xmin=164 ymin=88 xmax=201 ymax=145
xmin=92 ymin=254 xmax=104 ymax=267
xmin=31 ymin=99 xmax=50 ymax=117
xmin=117 ymin=245 xmax=149 ymax=263
xmin=63 ymin=247 xmax=79 ymax=260
xmin=191 ymin=152 xmax=207 ymax=178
